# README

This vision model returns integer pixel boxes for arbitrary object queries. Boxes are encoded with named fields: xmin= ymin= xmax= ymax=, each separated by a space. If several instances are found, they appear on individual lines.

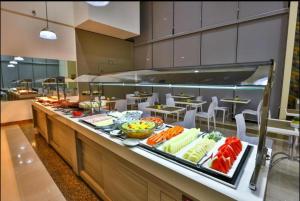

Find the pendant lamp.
xmin=40 ymin=1 xmax=57 ymax=40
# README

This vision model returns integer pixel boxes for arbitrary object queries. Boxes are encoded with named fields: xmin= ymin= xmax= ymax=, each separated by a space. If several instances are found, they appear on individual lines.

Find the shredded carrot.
xmin=147 ymin=126 xmax=184 ymax=146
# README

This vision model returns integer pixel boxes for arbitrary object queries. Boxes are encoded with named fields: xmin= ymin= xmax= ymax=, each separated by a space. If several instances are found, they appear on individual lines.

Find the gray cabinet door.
xmin=134 ymin=44 xmax=152 ymax=69
xmin=174 ymin=34 xmax=200 ymax=67
xmin=202 ymin=1 xmax=238 ymax=27
xmin=134 ymin=2 xmax=152 ymax=44
xmin=153 ymin=1 xmax=173 ymax=39
xmin=201 ymin=25 xmax=237 ymax=64
xmin=239 ymin=1 xmax=289 ymax=19
xmin=174 ymin=1 xmax=202 ymax=34
xmin=153 ymin=39 xmax=173 ymax=68
xmin=237 ymin=15 xmax=288 ymax=62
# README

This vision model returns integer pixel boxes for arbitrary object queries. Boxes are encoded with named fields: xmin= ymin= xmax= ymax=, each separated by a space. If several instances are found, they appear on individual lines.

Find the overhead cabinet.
xmin=201 ymin=26 xmax=237 ymax=65
xmin=153 ymin=39 xmax=173 ymax=68
xmin=239 ymin=1 xmax=289 ymax=19
xmin=134 ymin=2 xmax=153 ymax=44
xmin=237 ymin=15 xmax=288 ymax=63
xmin=174 ymin=34 xmax=201 ymax=67
xmin=202 ymin=1 xmax=238 ymax=27
xmin=153 ymin=1 xmax=174 ymax=39
xmin=134 ymin=44 xmax=152 ymax=69
xmin=174 ymin=1 xmax=202 ymax=34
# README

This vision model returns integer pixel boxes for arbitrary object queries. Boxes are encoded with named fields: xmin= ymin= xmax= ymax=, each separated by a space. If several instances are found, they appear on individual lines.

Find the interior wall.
xmin=75 ymin=29 xmax=134 ymax=99
xmin=1 ymin=10 xmax=76 ymax=61
xmin=133 ymin=1 xmax=289 ymax=118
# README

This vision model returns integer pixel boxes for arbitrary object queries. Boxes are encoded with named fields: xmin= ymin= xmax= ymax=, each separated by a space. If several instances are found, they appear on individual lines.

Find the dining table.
xmin=267 ymin=118 xmax=299 ymax=168
xmin=144 ymin=105 xmax=186 ymax=121
xmin=171 ymin=94 xmax=195 ymax=100
xmin=174 ymin=100 xmax=207 ymax=111
xmin=220 ymin=98 xmax=251 ymax=118
xmin=286 ymin=109 xmax=299 ymax=118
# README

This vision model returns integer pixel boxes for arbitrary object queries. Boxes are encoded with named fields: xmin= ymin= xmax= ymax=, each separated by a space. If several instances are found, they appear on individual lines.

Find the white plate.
xmin=123 ymin=139 xmax=140 ymax=147
xmin=110 ymin=130 xmax=122 ymax=136
xmin=201 ymin=138 xmax=249 ymax=178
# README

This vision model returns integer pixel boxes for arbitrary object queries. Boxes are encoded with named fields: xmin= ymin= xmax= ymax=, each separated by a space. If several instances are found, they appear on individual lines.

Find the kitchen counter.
xmin=32 ymin=101 xmax=271 ymax=201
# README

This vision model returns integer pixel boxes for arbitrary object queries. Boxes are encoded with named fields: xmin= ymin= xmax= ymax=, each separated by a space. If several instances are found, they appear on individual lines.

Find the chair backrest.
xmin=183 ymin=109 xmax=197 ymax=128
xmin=196 ymin=96 xmax=203 ymax=101
xmin=165 ymin=93 xmax=172 ymax=99
xmin=166 ymin=97 xmax=175 ymax=107
xmin=146 ymin=96 xmax=154 ymax=106
xmin=114 ymin=99 xmax=127 ymax=112
xmin=235 ymin=113 xmax=247 ymax=140
xmin=126 ymin=94 xmax=135 ymax=105
xmin=138 ymin=101 xmax=150 ymax=111
xmin=257 ymin=100 xmax=263 ymax=124
xmin=207 ymin=102 xmax=215 ymax=117
xmin=152 ymin=92 xmax=159 ymax=103
xmin=211 ymin=96 xmax=218 ymax=107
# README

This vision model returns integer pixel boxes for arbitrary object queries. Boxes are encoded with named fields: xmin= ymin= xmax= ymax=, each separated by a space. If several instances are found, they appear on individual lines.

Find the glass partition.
xmin=0 ymin=55 xmax=77 ymax=101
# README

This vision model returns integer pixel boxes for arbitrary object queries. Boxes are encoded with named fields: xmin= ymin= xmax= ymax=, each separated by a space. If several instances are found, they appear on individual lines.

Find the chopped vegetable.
xmin=146 ymin=126 xmax=184 ymax=146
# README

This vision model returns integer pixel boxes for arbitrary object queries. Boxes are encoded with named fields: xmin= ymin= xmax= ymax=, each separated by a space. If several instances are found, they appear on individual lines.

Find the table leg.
xmin=177 ymin=112 xmax=179 ymax=121
xmin=232 ymin=103 xmax=236 ymax=119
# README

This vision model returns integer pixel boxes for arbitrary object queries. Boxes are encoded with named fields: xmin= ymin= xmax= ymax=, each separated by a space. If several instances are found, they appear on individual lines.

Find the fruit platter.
xmin=139 ymin=129 xmax=251 ymax=187
xmin=140 ymin=117 xmax=164 ymax=127
xmin=201 ymin=136 xmax=249 ymax=178
xmin=120 ymin=120 xmax=156 ymax=139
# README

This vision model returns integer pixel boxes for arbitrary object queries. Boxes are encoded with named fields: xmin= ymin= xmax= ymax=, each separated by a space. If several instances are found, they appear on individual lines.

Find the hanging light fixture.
xmin=86 ymin=1 xmax=110 ymax=7
xmin=7 ymin=64 xmax=15 ymax=68
xmin=14 ymin=56 xmax=24 ymax=61
xmin=40 ymin=1 xmax=57 ymax=40
xmin=10 ymin=61 xmax=18 ymax=64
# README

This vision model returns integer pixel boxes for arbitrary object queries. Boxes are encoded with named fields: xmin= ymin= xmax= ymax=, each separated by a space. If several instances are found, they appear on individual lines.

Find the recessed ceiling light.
xmin=8 ymin=64 xmax=15 ymax=67
xmin=86 ymin=1 xmax=110 ymax=7
xmin=14 ymin=56 xmax=24 ymax=61
xmin=10 ymin=60 xmax=18 ymax=64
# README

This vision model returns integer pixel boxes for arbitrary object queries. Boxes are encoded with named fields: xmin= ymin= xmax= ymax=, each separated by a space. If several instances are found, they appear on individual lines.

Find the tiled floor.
xmin=18 ymin=123 xmax=101 ymax=201
xmin=1 ymin=125 xmax=65 ymax=201
xmin=2 ymin=122 xmax=299 ymax=201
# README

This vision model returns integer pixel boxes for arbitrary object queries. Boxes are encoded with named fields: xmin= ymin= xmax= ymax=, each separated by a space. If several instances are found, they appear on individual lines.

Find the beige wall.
xmin=74 ymin=1 xmax=140 ymax=39
xmin=1 ymin=10 xmax=76 ymax=61
xmin=75 ymin=29 xmax=134 ymax=99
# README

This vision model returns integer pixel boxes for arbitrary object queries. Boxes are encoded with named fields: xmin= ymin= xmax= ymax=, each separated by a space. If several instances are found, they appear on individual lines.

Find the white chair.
xmin=114 ymin=99 xmax=127 ymax=112
xmin=242 ymin=100 xmax=262 ymax=123
xmin=165 ymin=93 xmax=172 ymax=99
xmin=196 ymin=102 xmax=216 ymax=130
xmin=126 ymin=94 xmax=136 ymax=109
xmin=146 ymin=96 xmax=154 ymax=106
xmin=152 ymin=92 xmax=159 ymax=103
xmin=212 ymin=96 xmax=229 ymax=124
xmin=196 ymin=96 xmax=203 ymax=101
xmin=172 ymin=109 xmax=197 ymax=129
xmin=166 ymin=97 xmax=175 ymax=107
xmin=138 ymin=102 xmax=151 ymax=117
xmin=235 ymin=113 xmax=272 ymax=148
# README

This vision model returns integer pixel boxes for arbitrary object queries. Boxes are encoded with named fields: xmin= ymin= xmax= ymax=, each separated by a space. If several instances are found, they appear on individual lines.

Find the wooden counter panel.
xmin=47 ymin=116 xmax=78 ymax=172
xmin=33 ymin=108 xmax=48 ymax=141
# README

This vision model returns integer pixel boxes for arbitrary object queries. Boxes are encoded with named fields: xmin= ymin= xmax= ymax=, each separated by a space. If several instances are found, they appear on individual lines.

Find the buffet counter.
xmin=32 ymin=101 xmax=271 ymax=201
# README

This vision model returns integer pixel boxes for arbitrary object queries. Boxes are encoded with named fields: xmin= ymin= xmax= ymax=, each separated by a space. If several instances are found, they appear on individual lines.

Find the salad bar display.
xmin=34 ymin=96 xmax=252 ymax=188
xmin=140 ymin=128 xmax=252 ymax=188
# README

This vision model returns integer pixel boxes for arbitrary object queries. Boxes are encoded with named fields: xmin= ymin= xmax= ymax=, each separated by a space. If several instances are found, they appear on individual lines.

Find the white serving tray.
xmin=175 ymin=135 xmax=221 ymax=164
xmin=139 ymin=126 xmax=191 ymax=148
xmin=201 ymin=138 xmax=249 ymax=178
